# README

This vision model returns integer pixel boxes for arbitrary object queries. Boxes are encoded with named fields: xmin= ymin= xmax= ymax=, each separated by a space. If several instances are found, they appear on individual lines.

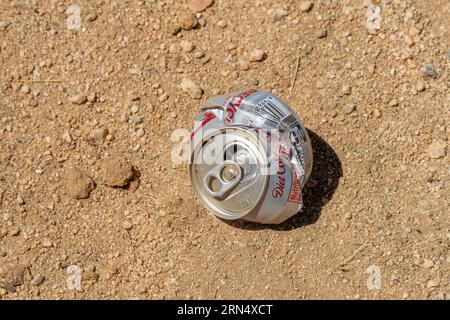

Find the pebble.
xmin=99 ymin=158 xmax=135 ymax=187
xmin=90 ymin=128 xmax=109 ymax=143
xmin=239 ymin=60 xmax=250 ymax=71
xmin=10 ymin=227 xmax=20 ymax=236
xmin=198 ymin=17 xmax=207 ymax=27
xmin=135 ymin=128 xmax=145 ymax=138
xmin=20 ymin=85 xmax=30 ymax=94
xmin=180 ymin=78 xmax=203 ymax=99
xmin=86 ymin=13 xmax=97 ymax=22
xmin=178 ymin=12 xmax=198 ymax=31
xmin=217 ymin=20 xmax=227 ymax=28
xmin=427 ymin=141 xmax=447 ymax=159
xmin=123 ymin=220 xmax=133 ymax=230
xmin=69 ymin=94 xmax=87 ymax=105
xmin=169 ymin=25 xmax=181 ymax=36
xmin=373 ymin=108 xmax=381 ymax=118
xmin=31 ymin=274 xmax=45 ymax=286
xmin=416 ymin=82 xmax=425 ymax=92
xmin=120 ymin=112 xmax=129 ymax=123
xmin=87 ymin=92 xmax=96 ymax=103
xmin=408 ymin=26 xmax=421 ymax=37
xmin=343 ymin=104 xmax=356 ymax=114
xmin=180 ymin=40 xmax=195 ymax=53
xmin=388 ymin=99 xmax=399 ymax=107
xmin=42 ymin=239 xmax=53 ymax=248
xmin=0 ymin=265 xmax=26 ymax=286
xmin=64 ymin=167 xmax=96 ymax=199
xmin=170 ymin=111 xmax=177 ymax=119
xmin=16 ymin=195 xmax=25 ymax=205
xmin=188 ymin=0 xmax=214 ymax=13
xmin=421 ymin=63 xmax=438 ymax=79
xmin=422 ymin=259 xmax=434 ymax=269
xmin=132 ymin=143 xmax=141 ymax=152
xmin=129 ymin=115 xmax=143 ymax=124
xmin=274 ymin=8 xmax=288 ymax=21
xmin=158 ymin=93 xmax=168 ymax=102
xmin=0 ymin=21 xmax=10 ymax=30
xmin=341 ymin=85 xmax=352 ymax=95
xmin=249 ymin=49 xmax=266 ymax=62
xmin=315 ymin=28 xmax=328 ymax=39
xmin=299 ymin=1 xmax=313 ymax=12
xmin=130 ymin=104 xmax=139 ymax=114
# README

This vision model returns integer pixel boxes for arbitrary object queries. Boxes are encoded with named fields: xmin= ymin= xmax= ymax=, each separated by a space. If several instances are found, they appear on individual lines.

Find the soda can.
xmin=189 ymin=89 xmax=313 ymax=224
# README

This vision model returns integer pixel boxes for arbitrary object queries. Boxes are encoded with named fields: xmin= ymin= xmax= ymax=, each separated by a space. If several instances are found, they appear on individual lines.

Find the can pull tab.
xmin=203 ymin=161 xmax=243 ymax=199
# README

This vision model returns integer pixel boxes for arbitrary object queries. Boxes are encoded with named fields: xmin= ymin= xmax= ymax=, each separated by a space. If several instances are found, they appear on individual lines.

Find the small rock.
xmin=20 ymin=85 xmax=30 ymax=94
xmin=373 ymin=108 xmax=381 ymax=118
xmin=421 ymin=63 xmax=438 ymax=79
xmin=180 ymin=78 xmax=203 ymax=99
xmin=64 ymin=167 xmax=96 ymax=199
xmin=10 ymin=227 xmax=20 ymax=236
xmin=343 ymin=104 xmax=356 ymax=114
xmin=42 ymin=239 xmax=53 ymax=248
xmin=31 ymin=274 xmax=45 ymax=286
xmin=217 ymin=20 xmax=227 ymax=28
xmin=16 ymin=195 xmax=25 ymax=205
xmin=99 ymin=158 xmax=135 ymax=188
xmin=388 ymin=99 xmax=399 ymax=107
xmin=129 ymin=115 xmax=144 ymax=124
xmin=132 ymin=143 xmax=141 ymax=152
xmin=422 ymin=259 xmax=434 ymax=269
xmin=427 ymin=141 xmax=447 ymax=159
xmin=408 ymin=26 xmax=421 ymax=37
xmin=170 ymin=111 xmax=177 ymax=119
xmin=0 ymin=265 xmax=26 ymax=286
xmin=86 ymin=13 xmax=97 ymax=22
xmin=299 ymin=1 xmax=313 ymax=12
xmin=315 ymin=28 xmax=328 ymax=39
xmin=274 ymin=8 xmax=288 ymax=21
xmin=198 ymin=16 xmax=207 ymax=27
xmin=180 ymin=40 xmax=195 ymax=53
xmin=239 ymin=60 xmax=250 ymax=71
xmin=169 ymin=24 xmax=181 ymax=36
xmin=123 ymin=220 xmax=133 ymax=230
xmin=188 ymin=0 xmax=214 ymax=13
xmin=87 ymin=92 xmax=96 ymax=103
xmin=341 ymin=85 xmax=352 ymax=95
xmin=158 ymin=93 xmax=168 ymax=102
xmin=135 ymin=128 xmax=145 ymax=138
xmin=0 ymin=21 xmax=10 ymax=30
xmin=120 ymin=112 xmax=129 ymax=123
xmin=69 ymin=94 xmax=87 ymax=105
xmin=249 ymin=49 xmax=266 ymax=62
xmin=90 ymin=128 xmax=109 ymax=143
xmin=178 ymin=12 xmax=198 ymax=31
xmin=83 ymin=270 xmax=99 ymax=283
xmin=0 ymin=281 xmax=16 ymax=293
xmin=130 ymin=104 xmax=139 ymax=114
xmin=416 ymin=82 xmax=425 ymax=92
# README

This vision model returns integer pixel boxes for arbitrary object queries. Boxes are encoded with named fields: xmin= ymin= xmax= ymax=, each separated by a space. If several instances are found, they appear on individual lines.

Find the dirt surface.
xmin=0 ymin=0 xmax=449 ymax=299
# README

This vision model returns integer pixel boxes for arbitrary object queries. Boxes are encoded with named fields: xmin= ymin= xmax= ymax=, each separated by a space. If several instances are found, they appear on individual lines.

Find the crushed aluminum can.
xmin=189 ymin=89 xmax=313 ymax=224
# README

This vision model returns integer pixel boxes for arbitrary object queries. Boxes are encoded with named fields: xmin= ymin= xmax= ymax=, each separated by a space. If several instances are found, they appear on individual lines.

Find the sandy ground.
xmin=0 ymin=0 xmax=449 ymax=299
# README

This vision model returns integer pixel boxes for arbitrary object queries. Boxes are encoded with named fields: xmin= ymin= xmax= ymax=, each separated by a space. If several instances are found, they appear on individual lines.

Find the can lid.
xmin=190 ymin=127 xmax=269 ymax=220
